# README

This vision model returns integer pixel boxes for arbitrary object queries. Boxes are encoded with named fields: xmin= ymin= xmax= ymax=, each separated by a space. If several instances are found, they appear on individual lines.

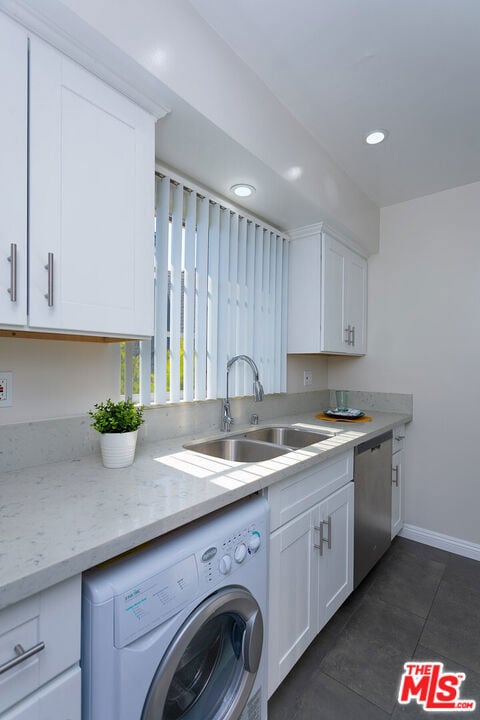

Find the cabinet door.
xmin=29 ymin=38 xmax=155 ymax=337
xmin=287 ymin=232 xmax=322 ymax=352
xmin=345 ymin=250 xmax=367 ymax=354
xmin=0 ymin=13 xmax=27 ymax=327
xmin=268 ymin=508 xmax=318 ymax=697
xmin=321 ymin=232 xmax=347 ymax=353
xmin=391 ymin=448 xmax=404 ymax=539
xmin=322 ymin=232 xmax=367 ymax=355
xmin=0 ymin=576 xmax=81 ymax=715
xmin=1 ymin=666 xmax=81 ymax=720
xmin=316 ymin=482 xmax=354 ymax=626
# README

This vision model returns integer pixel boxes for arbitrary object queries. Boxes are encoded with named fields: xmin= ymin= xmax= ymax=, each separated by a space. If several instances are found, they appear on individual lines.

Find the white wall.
xmin=328 ymin=181 xmax=480 ymax=545
xmin=0 ymin=338 xmax=119 ymax=424
xmin=287 ymin=355 xmax=328 ymax=394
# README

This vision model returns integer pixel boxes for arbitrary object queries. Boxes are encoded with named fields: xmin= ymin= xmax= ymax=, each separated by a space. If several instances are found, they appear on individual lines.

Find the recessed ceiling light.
xmin=365 ymin=129 xmax=389 ymax=145
xmin=230 ymin=183 xmax=256 ymax=197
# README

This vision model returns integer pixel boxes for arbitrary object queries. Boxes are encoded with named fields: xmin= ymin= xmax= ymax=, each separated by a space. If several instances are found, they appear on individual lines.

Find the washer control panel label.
xmin=114 ymin=554 xmax=198 ymax=647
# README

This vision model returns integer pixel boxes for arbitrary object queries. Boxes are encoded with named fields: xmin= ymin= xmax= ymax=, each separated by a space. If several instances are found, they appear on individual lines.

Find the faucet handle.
xmin=250 ymin=413 xmax=259 ymax=425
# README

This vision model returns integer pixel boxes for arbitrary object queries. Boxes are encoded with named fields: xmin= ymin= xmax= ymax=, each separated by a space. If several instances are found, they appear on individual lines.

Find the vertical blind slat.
xmin=274 ymin=236 xmax=283 ymax=392
xmin=268 ymin=233 xmax=277 ymax=396
xmin=229 ymin=214 xmax=240 ymax=397
xmin=207 ymin=203 xmax=220 ymax=399
xmin=153 ymin=176 xmax=170 ymax=404
xmin=281 ymin=238 xmax=289 ymax=392
xmin=237 ymin=217 xmax=248 ymax=396
xmin=253 ymin=226 xmax=264 ymax=390
xmin=262 ymin=229 xmax=271 ymax=392
xmin=124 ymin=341 xmax=134 ymax=401
xmin=183 ymin=189 xmax=196 ymax=402
xmin=140 ymin=338 xmax=151 ymax=405
xmin=195 ymin=197 xmax=208 ymax=400
xmin=169 ymin=183 xmax=183 ymax=403
xmin=245 ymin=222 xmax=256 ymax=397
xmin=217 ymin=208 xmax=230 ymax=398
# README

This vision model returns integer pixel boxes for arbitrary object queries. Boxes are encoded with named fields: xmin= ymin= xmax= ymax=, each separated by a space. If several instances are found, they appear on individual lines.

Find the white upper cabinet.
xmin=0 ymin=16 xmax=155 ymax=339
xmin=322 ymin=232 xmax=367 ymax=354
xmin=0 ymin=14 xmax=27 ymax=327
xmin=288 ymin=225 xmax=367 ymax=355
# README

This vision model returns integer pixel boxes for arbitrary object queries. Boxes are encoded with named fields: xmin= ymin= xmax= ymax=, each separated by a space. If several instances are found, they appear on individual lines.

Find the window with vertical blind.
xmin=122 ymin=169 xmax=288 ymax=404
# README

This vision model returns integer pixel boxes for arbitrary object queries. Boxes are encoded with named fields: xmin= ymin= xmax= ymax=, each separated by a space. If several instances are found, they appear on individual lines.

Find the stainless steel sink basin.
xmin=184 ymin=425 xmax=334 ymax=462
xmin=184 ymin=438 xmax=290 ymax=462
xmin=243 ymin=426 xmax=332 ymax=449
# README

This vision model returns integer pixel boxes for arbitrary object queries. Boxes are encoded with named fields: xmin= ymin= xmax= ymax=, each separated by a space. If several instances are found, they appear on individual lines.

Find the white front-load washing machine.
xmin=82 ymin=495 xmax=268 ymax=720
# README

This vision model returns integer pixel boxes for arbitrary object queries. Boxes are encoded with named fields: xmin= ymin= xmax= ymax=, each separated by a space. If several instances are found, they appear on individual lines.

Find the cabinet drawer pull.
xmin=7 ymin=243 xmax=17 ymax=302
xmin=44 ymin=252 xmax=54 ymax=306
xmin=395 ymin=435 xmax=405 ymax=441
xmin=314 ymin=516 xmax=332 ymax=555
xmin=351 ymin=325 xmax=355 ymax=346
xmin=392 ymin=466 xmax=399 ymax=487
xmin=0 ymin=641 xmax=45 ymax=675
xmin=344 ymin=325 xmax=351 ymax=344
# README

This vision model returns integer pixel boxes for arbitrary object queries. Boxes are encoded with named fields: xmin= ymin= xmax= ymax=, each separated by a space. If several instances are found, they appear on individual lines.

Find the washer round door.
xmin=142 ymin=587 xmax=264 ymax=720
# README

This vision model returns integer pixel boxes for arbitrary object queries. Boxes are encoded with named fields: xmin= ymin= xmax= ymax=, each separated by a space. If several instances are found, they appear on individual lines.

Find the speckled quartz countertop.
xmin=0 ymin=411 xmax=410 ymax=610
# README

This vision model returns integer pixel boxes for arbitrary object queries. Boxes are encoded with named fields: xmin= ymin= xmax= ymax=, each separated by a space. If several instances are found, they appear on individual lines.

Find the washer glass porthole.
xmin=142 ymin=589 xmax=262 ymax=720
xmin=163 ymin=612 xmax=245 ymax=719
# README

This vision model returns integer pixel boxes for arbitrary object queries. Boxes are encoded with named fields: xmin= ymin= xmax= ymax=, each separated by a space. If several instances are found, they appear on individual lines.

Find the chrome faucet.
xmin=221 ymin=355 xmax=264 ymax=432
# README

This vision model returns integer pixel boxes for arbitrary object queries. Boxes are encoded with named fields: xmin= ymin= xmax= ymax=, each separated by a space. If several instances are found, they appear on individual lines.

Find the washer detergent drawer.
xmin=0 ymin=576 xmax=81 ymax=714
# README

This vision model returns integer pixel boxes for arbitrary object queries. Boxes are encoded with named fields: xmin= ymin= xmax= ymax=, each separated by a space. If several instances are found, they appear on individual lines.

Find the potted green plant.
xmin=89 ymin=398 xmax=145 ymax=468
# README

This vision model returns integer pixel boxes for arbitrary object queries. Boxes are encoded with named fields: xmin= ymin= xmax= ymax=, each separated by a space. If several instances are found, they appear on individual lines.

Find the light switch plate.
xmin=303 ymin=370 xmax=313 ymax=386
xmin=0 ymin=372 xmax=13 ymax=407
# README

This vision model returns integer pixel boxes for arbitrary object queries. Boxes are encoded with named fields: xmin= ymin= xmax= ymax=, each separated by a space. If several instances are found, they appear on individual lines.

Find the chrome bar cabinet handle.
xmin=351 ymin=325 xmax=355 ymax=346
xmin=44 ymin=252 xmax=54 ymax=307
xmin=7 ymin=243 xmax=17 ymax=302
xmin=392 ymin=466 xmax=399 ymax=487
xmin=314 ymin=516 xmax=332 ymax=555
xmin=324 ymin=515 xmax=332 ymax=549
xmin=0 ymin=641 xmax=45 ymax=675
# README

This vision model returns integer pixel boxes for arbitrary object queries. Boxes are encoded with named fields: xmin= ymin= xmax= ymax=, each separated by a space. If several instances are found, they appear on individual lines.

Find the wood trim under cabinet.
xmin=0 ymin=329 xmax=137 ymax=343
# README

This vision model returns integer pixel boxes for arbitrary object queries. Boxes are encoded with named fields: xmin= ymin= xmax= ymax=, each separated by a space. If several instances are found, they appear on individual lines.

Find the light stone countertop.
xmin=0 ymin=411 xmax=410 ymax=610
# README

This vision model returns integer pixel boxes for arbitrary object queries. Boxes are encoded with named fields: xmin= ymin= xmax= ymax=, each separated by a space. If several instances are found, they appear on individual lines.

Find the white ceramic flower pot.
xmin=99 ymin=430 xmax=138 ymax=469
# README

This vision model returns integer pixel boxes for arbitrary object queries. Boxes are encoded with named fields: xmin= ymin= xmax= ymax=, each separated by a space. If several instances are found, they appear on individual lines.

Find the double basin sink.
xmin=184 ymin=426 xmax=335 ymax=463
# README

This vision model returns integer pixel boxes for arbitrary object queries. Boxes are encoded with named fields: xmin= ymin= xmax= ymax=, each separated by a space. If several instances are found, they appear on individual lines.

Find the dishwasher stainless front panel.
xmin=354 ymin=431 xmax=392 ymax=588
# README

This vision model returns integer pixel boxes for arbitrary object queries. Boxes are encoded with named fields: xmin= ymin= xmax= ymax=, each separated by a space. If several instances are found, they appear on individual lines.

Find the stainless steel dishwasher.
xmin=354 ymin=430 xmax=393 ymax=588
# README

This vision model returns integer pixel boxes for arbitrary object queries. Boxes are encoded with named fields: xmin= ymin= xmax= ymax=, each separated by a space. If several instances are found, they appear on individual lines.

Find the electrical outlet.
xmin=0 ymin=372 xmax=13 ymax=407
xmin=303 ymin=370 xmax=313 ymax=386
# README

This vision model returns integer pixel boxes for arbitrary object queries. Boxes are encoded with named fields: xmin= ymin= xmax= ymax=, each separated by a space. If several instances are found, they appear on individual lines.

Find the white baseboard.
xmin=400 ymin=524 xmax=480 ymax=562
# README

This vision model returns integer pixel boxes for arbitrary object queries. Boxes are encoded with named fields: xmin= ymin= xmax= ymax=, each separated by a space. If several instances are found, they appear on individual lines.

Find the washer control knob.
xmin=219 ymin=555 xmax=232 ymax=575
xmin=234 ymin=543 xmax=247 ymax=564
xmin=248 ymin=532 xmax=261 ymax=554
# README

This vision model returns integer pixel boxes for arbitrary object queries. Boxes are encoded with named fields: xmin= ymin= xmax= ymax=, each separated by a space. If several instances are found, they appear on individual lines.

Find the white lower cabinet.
xmin=319 ymin=483 xmax=354 ymax=625
xmin=267 ymin=452 xmax=354 ymax=697
xmin=1 ymin=667 xmax=80 ymax=720
xmin=0 ymin=576 xmax=81 ymax=720
xmin=268 ymin=508 xmax=318 ymax=692
xmin=391 ymin=425 xmax=406 ymax=539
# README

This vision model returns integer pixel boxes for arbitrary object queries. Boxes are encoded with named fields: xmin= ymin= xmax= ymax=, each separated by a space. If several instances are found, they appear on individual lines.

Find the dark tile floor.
xmin=268 ymin=537 xmax=480 ymax=719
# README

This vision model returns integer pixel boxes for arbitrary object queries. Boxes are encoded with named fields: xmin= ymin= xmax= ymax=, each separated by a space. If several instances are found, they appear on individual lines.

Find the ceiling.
xmin=155 ymin=92 xmax=323 ymax=231
xmin=188 ymin=0 xmax=480 ymax=207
